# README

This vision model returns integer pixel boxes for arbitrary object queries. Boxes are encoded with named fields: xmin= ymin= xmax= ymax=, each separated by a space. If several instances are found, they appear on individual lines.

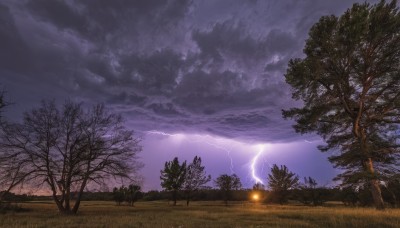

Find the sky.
xmin=0 ymin=0 xmax=380 ymax=191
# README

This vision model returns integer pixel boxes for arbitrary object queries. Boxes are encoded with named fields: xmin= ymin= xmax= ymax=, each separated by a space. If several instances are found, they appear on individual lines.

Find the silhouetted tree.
xmin=214 ymin=174 xmax=242 ymax=206
xmin=267 ymin=164 xmax=299 ymax=204
xmin=358 ymin=183 xmax=374 ymax=206
xmin=383 ymin=174 xmax=400 ymax=207
xmin=113 ymin=187 xmax=125 ymax=206
xmin=0 ymin=100 xmax=142 ymax=214
xmin=183 ymin=156 xmax=211 ymax=206
xmin=112 ymin=184 xmax=142 ymax=206
xmin=340 ymin=186 xmax=359 ymax=206
xmin=160 ymin=157 xmax=187 ymax=206
xmin=283 ymin=0 xmax=400 ymax=210
xmin=0 ymin=92 xmax=30 ymax=204
xmin=126 ymin=184 xmax=142 ymax=206
xmin=252 ymin=183 xmax=265 ymax=191
xmin=298 ymin=177 xmax=327 ymax=206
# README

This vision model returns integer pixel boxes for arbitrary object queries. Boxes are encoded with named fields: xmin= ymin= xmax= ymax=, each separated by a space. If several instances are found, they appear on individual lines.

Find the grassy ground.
xmin=0 ymin=201 xmax=400 ymax=227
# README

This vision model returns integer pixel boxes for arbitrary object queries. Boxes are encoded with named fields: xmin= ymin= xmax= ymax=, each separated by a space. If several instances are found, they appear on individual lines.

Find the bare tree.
xmin=0 ymin=100 xmax=142 ymax=214
xmin=0 ymin=142 xmax=33 ymax=202
xmin=0 ymin=92 xmax=28 ymax=203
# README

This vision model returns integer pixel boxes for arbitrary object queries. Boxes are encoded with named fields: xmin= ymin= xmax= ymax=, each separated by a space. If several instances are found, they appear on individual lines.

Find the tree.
xmin=126 ymin=184 xmax=142 ymax=206
xmin=282 ymin=0 xmax=400 ymax=210
xmin=160 ymin=157 xmax=187 ymax=206
xmin=214 ymin=174 xmax=242 ymax=206
xmin=112 ymin=184 xmax=142 ymax=206
xmin=113 ymin=187 xmax=125 ymax=206
xmin=0 ymin=92 xmax=28 ymax=204
xmin=383 ymin=174 xmax=400 ymax=207
xmin=267 ymin=164 xmax=299 ymax=204
xmin=0 ymin=100 xmax=142 ymax=214
xmin=252 ymin=183 xmax=265 ymax=191
xmin=183 ymin=156 xmax=211 ymax=206
xmin=298 ymin=177 xmax=327 ymax=206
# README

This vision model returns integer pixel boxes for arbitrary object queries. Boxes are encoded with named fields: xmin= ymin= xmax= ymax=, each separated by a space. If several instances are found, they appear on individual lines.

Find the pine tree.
xmin=160 ymin=157 xmax=187 ymax=206
xmin=283 ymin=0 xmax=400 ymax=209
xmin=183 ymin=156 xmax=211 ymax=206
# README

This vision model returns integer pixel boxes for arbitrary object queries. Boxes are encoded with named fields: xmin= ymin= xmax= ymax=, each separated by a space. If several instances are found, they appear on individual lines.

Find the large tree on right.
xmin=283 ymin=0 xmax=400 ymax=210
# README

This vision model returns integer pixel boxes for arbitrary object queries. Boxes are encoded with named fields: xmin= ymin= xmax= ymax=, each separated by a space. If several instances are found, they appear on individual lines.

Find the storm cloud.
xmin=1 ymin=0 xmax=379 ymax=143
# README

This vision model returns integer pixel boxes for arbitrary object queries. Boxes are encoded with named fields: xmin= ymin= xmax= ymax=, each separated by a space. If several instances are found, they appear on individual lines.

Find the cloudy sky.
xmin=0 ymin=0 xmax=379 ymax=190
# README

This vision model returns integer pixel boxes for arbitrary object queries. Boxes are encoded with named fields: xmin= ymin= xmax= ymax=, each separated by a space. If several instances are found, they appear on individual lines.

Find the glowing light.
xmin=250 ymin=144 xmax=266 ymax=184
xmin=252 ymin=193 xmax=259 ymax=201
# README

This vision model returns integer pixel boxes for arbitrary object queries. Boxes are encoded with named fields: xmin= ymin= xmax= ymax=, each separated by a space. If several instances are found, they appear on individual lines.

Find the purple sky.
xmin=0 ymin=0 xmax=379 ymax=191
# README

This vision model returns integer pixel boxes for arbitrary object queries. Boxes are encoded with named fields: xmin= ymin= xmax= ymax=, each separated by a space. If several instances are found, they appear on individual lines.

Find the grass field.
xmin=1 ymin=201 xmax=400 ymax=227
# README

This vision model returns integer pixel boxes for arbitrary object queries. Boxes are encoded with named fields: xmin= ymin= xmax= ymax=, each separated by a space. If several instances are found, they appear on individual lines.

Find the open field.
xmin=1 ymin=201 xmax=400 ymax=227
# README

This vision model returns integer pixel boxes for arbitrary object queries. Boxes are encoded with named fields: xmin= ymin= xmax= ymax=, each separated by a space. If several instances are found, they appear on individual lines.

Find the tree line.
xmin=157 ymin=157 xmax=400 ymax=207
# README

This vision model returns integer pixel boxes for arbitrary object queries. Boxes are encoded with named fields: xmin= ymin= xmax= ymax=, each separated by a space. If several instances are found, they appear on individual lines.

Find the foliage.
xmin=160 ymin=157 xmax=187 ymax=206
xmin=297 ymin=177 xmax=328 ymax=206
xmin=183 ymin=156 xmax=211 ymax=206
xmin=267 ymin=164 xmax=299 ymax=204
xmin=383 ymin=174 xmax=400 ymax=207
xmin=252 ymin=183 xmax=265 ymax=191
xmin=214 ymin=174 xmax=242 ymax=206
xmin=0 ymin=100 xmax=142 ymax=214
xmin=283 ymin=0 xmax=400 ymax=209
xmin=113 ymin=185 xmax=142 ymax=206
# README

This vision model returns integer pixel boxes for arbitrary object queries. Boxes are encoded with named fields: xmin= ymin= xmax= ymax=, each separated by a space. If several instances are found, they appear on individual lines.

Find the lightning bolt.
xmin=146 ymin=130 xmax=235 ymax=174
xmin=146 ymin=131 xmax=271 ymax=185
xmin=250 ymin=144 xmax=266 ymax=184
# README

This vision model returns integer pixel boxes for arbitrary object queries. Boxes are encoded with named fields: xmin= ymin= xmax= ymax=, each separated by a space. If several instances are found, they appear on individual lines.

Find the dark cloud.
xmin=0 ymin=3 xmax=32 ymax=72
xmin=0 ymin=0 xmax=379 ymax=144
xmin=26 ymin=0 xmax=86 ymax=34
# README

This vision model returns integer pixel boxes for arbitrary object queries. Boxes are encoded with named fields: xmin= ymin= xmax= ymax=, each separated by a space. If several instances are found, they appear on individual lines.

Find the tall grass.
xmin=0 ymin=201 xmax=399 ymax=227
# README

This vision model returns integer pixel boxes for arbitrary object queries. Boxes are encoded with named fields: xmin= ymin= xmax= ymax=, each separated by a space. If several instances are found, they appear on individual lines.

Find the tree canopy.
xmin=267 ymin=164 xmax=299 ymax=204
xmin=183 ymin=156 xmax=211 ymax=206
xmin=214 ymin=174 xmax=242 ymax=206
xmin=160 ymin=157 xmax=187 ymax=206
xmin=283 ymin=0 xmax=400 ymax=209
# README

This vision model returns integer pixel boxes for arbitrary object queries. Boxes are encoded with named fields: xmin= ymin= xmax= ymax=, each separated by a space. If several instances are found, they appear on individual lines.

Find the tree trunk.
xmin=186 ymin=191 xmax=190 ymax=206
xmin=64 ymin=188 xmax=71 ymax=211
xmin=52 ymin=194 xmax=65 ymax=213
xmin=365 ymin=159 xmax=385 ymax=210
xmin=172 ymin=190 xmax=177 ymax=206
xmin=369 ymin=179 xmax=385 ymax=210
xmin=355 ymin=121 xmax=385 ymax=210
xmin=72 ymin=178 xmax=88 ymax=214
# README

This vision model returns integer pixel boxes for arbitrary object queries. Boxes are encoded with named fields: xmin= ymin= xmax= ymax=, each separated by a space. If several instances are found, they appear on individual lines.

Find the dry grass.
xmin=0 ymin=201 xmax=400 ymax=227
